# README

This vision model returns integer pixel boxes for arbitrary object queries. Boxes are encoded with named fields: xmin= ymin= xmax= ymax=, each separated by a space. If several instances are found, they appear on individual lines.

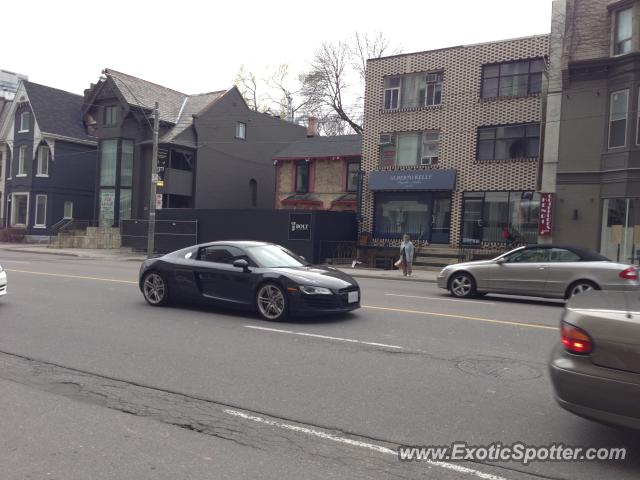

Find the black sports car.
xmin=138 ymin=241 xmax=361 ymax=321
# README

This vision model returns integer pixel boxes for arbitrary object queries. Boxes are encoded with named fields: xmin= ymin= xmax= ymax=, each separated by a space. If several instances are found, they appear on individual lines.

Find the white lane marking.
xmin=225 ymin=409 xmax=510 ymax=480
xmin=384 ymin=293 xmax=496 ymax=305
xmin=244 ymin=325 xmax=403 ymax=350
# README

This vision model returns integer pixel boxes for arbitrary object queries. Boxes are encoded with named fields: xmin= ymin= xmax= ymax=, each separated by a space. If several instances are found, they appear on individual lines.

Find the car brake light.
xmin=561 ymin=321 xmax=593 ymax=354
xmin=619 ymin=266 xmax=639 ymax=280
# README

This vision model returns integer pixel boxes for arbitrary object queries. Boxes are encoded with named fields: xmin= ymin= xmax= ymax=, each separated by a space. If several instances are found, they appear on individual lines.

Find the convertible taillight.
xmin=619 ymin=266 xmax=639 ymax=280
xmin=561 ymin=321 xmax=593 ymax=355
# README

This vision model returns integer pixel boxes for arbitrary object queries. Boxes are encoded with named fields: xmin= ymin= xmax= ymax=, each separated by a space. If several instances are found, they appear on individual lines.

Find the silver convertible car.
xmin=437 ymin=245 xmax=639 ymax=299
xmin=0 ymin=263 xmax=6 ymax=297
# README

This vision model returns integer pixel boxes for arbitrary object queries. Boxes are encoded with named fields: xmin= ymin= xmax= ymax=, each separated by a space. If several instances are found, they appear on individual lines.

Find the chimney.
xmin=307 ymin=116 xmax=319 ymax=137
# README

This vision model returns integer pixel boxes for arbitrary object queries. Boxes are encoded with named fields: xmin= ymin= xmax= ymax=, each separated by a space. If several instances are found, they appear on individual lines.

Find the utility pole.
xmin=147 ymin=102 xmax=159 ymax=258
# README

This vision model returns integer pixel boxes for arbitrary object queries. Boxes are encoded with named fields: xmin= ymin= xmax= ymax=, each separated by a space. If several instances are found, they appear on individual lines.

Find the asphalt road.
xmin=0 ymin=250 xmax=637 ymax=480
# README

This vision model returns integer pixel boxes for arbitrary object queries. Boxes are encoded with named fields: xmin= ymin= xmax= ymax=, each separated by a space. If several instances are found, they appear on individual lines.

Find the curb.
xmin=344 ymin=273 xmax=438 ymax=284
xmin=1 ymin=248 xmax=83 ymax=258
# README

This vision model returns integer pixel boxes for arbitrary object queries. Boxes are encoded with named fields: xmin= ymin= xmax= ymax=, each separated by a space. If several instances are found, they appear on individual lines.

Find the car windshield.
xmin=248 ymin=245 xmax=310 ymax=268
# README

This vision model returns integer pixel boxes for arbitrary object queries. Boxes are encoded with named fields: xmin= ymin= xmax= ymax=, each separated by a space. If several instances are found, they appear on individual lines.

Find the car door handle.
xmin=538 ymin=266 xmax=547 ymax=270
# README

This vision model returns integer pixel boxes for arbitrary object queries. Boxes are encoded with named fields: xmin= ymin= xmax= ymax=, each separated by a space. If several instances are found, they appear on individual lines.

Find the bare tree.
xmin=300 ymin=32 xmax=400 ymax=135
xmin=265 ymin=64 xmax=313 ymax=123
xmin=234 ymin=65 xmax=263 ymax=111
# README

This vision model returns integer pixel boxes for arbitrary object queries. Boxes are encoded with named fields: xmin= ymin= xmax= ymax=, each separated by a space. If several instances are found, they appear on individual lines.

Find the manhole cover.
xmin=456 ymin=355 xmax=541 ymax=381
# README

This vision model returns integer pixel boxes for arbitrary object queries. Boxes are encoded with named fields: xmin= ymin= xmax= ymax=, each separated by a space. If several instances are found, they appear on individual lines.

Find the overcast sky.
xmin=5 ymin=0 xmax=553 ymax=95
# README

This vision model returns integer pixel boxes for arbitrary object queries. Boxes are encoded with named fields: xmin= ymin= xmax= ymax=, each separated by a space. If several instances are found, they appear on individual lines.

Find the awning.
xmin=368 ymin=169 xmax=456 ymax=191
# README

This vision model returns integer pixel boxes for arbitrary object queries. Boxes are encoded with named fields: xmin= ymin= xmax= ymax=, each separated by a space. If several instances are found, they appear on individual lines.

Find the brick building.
xmin=274 ymin=125 xmax=361 ymax=212
xmin=360 ymin=35 xmax=549 ymax=249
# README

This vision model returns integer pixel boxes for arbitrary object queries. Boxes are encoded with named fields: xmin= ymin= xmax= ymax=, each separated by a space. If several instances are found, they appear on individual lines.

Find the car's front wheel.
xmin=142 ymin=271 xmax=170 ymax=306
xmin=449 ymin=272 xmax=477 ymax=299
xmin=256 ymin=283 xmax=288 ymax=321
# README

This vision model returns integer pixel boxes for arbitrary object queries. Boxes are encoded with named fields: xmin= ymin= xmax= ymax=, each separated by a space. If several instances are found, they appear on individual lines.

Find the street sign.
xmin=156 ymin=194 xmax=163 ymax=210
xmin=538 ymin=193 xmax=554 ymax=236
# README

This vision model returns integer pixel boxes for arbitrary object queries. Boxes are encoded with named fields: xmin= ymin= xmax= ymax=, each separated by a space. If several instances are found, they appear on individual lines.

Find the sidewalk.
xmin=333 ymin=265 xmax=439 ymax=283
xmin=0 ymin=243 xmax=146 ymax=261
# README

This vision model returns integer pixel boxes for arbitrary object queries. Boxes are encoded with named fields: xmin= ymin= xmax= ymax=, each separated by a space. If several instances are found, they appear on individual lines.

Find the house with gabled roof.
xmin=82 ymin=69 xmax=306 ymax=229
xmin=0 ymin=80 xmax=97 ymax=239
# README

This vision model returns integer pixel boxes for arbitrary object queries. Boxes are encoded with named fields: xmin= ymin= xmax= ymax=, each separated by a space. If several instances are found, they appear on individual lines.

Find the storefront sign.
xmin=289 ymin=213 xmax=311 ymax=240
xmin=368 ymin=169 xmax=456 ymax=191
xmin=538 ymin=193 xmax=554 ymax=236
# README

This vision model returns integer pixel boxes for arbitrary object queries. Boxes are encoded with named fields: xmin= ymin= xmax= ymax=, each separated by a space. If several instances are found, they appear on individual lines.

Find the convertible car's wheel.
xmin=566 ymin=280 xmax=599 ymax=299
xmin=142 ymin=272 xmax=169 ymax=306
xmin=449 ymin=272 xmax=476 ymax=299
xmin=256 ymin=283 xmax=288 ymax=321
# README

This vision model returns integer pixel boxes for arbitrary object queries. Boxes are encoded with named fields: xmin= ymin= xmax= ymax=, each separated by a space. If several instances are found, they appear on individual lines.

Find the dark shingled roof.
xmin=24 ymin=81 xmax=95 ymax=142
xmin=275 ymin=134 xmax=361 ymax=159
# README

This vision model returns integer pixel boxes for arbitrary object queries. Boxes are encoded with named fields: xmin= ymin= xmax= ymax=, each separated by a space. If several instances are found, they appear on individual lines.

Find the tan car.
xmin=550 ymin=290 xmax=640 ymax=429
xmin=437 ymin=245 xmax=639 ymax=300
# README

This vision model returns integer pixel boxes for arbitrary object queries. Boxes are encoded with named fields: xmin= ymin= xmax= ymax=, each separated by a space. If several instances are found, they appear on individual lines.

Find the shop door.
xmin=461 ymin=197 xmax=484 ymax=245
xmin=430 ymin=196 xmax=451 ymax=244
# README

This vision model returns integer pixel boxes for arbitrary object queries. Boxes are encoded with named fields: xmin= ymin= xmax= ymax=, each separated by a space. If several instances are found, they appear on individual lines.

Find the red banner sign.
xmin=538 ymin=193 xmax=554 ymax=236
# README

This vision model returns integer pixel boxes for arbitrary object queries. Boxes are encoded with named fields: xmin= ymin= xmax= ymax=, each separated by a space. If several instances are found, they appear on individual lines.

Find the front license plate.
xmin=348 ymin=291 xmax=359 ymax=303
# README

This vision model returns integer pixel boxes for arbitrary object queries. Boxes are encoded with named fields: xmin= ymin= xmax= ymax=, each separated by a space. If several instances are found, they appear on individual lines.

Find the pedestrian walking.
xmin=398 ymin=234 xmax=415 ymax=277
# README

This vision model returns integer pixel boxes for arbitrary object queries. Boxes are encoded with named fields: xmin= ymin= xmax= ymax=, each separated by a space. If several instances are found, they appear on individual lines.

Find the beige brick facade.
xmin=361 ymin=35 xmax=550 ymax=248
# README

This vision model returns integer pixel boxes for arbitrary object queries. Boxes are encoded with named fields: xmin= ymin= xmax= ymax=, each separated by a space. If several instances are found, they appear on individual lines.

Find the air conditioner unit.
xmin=426 ymin=73 xmax=440 ymax=83
xmin=420 ymin=156 xmax=438 ymax=166
xmin=378 ymin=134 xmax=394 ymax=146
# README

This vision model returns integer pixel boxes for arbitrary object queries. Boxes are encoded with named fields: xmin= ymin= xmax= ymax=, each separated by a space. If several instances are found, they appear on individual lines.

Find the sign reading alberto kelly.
xmin=289 ymin=213 xmax=312 ymax=240
xmin=368 ymin=169 xmax=457 ymax=191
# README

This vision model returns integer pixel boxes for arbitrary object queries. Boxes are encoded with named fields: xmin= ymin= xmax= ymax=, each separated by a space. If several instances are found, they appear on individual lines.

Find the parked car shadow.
xmin=483 ymin=294 xmax=566 ymax=308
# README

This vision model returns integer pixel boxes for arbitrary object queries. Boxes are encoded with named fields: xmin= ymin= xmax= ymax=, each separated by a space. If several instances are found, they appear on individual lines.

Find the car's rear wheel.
xmin=256 ymin=283 xmax=288 ymax=321
xmin=142 ymin=272 xmax=169 ymax=306
xmin=449 ymin=272 xmax=476 ymax=299
xmin=566 ymin=280 xmax=599 ymax=299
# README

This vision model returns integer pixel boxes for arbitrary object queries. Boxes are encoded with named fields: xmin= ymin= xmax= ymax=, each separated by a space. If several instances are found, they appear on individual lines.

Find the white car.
xmin=0 ymin=264 xmax=6 ymax=297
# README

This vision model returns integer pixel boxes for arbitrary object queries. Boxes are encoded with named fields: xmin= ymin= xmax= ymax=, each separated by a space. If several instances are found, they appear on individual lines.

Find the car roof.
xmin=522 ymin=244 xmax=609 ymax=261
xmin=198 ymin=240 xmax=274 ymax=248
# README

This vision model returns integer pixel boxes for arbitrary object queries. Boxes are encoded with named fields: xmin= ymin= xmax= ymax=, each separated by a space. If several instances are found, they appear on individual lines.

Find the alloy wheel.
xmin=257 ymin=284 xmax=286 ymax=320
xmin=143 ymin=273 xmax=167 ymax=305
xmin=570 ymin=283 xmax=594 ymax=297
xmin=451 ymin=275 xmax=473 ymax=298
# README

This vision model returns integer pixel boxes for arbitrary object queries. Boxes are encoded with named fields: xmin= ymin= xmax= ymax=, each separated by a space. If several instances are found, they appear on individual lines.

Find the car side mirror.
xmin=495 ymin=257 xmax=506 ymax=265
xmin=233 ymin=259 xmax=250 ymax=272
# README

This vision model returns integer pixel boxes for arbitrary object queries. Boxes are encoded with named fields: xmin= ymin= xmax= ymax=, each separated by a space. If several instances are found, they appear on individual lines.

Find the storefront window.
xmin=374 ymin=192 xmax=430 ymax=238
xmin=601 ymin=198 xmax=640 ymax=263
xmin=461 ymin=191 xmax=539 ymax=245
xmin=100 ymin=139 xmax=118 ymax=187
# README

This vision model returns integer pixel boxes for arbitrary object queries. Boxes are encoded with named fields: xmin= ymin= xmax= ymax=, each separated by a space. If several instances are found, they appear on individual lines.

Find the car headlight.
xmin=299 ymin=286 xmax=332 ymax=295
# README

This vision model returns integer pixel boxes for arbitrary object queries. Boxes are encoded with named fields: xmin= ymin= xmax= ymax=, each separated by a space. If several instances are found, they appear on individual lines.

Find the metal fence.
xmin=318 ymin=241 xmax=358 ymax=265
xmin=120 ymin=219 xmax=198 ymax=254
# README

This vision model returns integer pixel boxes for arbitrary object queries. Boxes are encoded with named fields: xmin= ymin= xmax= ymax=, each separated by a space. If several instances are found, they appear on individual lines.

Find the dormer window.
xmin=19 ymin=112 xmax=30 ymax=132
xmin=614 ymin=7 xmax=633 ymax=55
xmin=103 ymin=105 xmax=118 ymax=126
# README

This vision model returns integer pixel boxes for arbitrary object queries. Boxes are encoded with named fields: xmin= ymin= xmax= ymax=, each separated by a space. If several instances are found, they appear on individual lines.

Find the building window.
xmin=295 ymin=161 xmax=310 ymax=194
xmin=249 ymin=179 xmax=257 ymax=207
xmin=119 ymin=189 xmax=132 ymax=221
xmin=374 ymin=192 xmax=430 ymax=238
xmin=103 ymin=106 xmax=118 ymax=126
xmin=63 ymin=201 xmax=74 ymax=219
xmin=34 ymin=194 xmax=47 ymax=228
xmin=120 ymin=140 xmax=133 ymax=187
xmin=236 ymin=122 xmax=246 ymax=139
xmin=615 ymin=8 xmax=633 ymax=56
xmin=601 ymin=198 xmax=640 ymax=263
xmin=383 ymin=72 xmax=443 ymax=110
xmin=37 ymin=145 xmax=50 ymax=176
xmin=346 ymin=161 xmax=360 ymax=192
xmin=481 ymin=59 xmax=544 ymax=99
xmin=380 ymin=131 xmax=440 ymax=167
xmin=477 ymin=123 xmax=540 ymax=161
xmin=609 ymin=89 xmax=629 ymax=148
xmin=461 ymin=191 xmax=540 ymax=245
xmin=99 ymin=139 xmax=118 ymax=187
xmin=10 ymin=193 xmax=29 ymax=227
xmin=18 ymin=145 xmax=28 ymax=176
xmin=19 ymin=111 xmax=30 ymax=132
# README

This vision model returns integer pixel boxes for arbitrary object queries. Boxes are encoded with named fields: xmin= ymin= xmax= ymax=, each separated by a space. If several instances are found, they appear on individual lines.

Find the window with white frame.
xmin=11 ymin=193 xmax=28 ymax=227
xmin=235 ymin=121 xmax=246 ymax=139
xmin=37 ymin=145 xmax=50 ymax=176
xmin=34 ymin=194 xmax=47 ymax=228
xmin=379 ymin=131 xmax=441 ymax=167
xmin=383 ymin=73 xmax=443 ymax=110
xmin=614 ymin=8 xmax=633 ymax=56
xmin=19 ymin=111 xmax=30 ymax=132
xmin=609 ymin=89 xmax=629 ymax=148
xmin=63 ymin=201 xmax=74 ymax=219
xmin=18 ymin=145 xmax=27 ymax=176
